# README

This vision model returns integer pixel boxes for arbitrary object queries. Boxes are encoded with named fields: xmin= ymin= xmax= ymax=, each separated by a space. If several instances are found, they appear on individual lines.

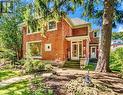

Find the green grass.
xmin=0 ymin=80 xmax=29 ymax=95
xmin=110 ymin=63 xmax=122 ymax=72
xmin=82 ymin=63 xmax=96 ymax=71
xmin=0 ymin=69 xmax=21 ymax=81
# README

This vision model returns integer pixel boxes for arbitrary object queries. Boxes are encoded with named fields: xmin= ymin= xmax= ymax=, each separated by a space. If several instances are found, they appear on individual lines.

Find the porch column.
xmin=83 ymin=39 xmax=88 ymax=58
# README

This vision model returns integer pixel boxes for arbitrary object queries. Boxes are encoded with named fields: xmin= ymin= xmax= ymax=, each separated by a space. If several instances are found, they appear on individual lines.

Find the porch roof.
xmin=66 ymin=35 xmax=89 ymax=41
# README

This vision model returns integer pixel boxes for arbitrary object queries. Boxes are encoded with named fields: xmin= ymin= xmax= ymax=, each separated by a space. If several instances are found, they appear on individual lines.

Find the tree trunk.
xmin=95 ymin=0 xmax=114 ymax=72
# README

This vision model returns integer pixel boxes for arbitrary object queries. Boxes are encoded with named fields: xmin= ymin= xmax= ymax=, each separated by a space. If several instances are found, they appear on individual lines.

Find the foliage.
xmin=110 ymin=48 xmax=123 ymax=72
xmin=82 ymin=63 xmax=96 ymax=71
xmin=0 ymin=70 xmax=21 ymax=81
xmin=24 ymin=60 xmax=45 ymax=73
xmin=0 ymin=80 xmax=29 ymax=95
xmin=33 ymin=0 xmax=123 ymax=27
xmin=1 ymin=64 xmax=14 ymax=70
xmin=0 ymin=71 xmax=53 ymax=95
xmin=0 ymin=0 xmax=27 ymax=59
xmin=112 ymin=32 xmax=123 ymax=40
xmin=65 ymin=77 xmax=116 ymax=95
xmin=0 ymin=49 xmax=16 ymax=62
xmin=44 ymin=64 xmax=53 ymax=71
xmin=27 ymin=77 xmax=53 ymax=95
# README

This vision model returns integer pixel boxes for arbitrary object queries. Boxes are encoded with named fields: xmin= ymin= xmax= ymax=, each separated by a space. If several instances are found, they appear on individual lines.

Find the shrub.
xmin=24 ymin=60 xmax=45 ymax=73
xmin=21 ymin=77 xmax=54 ymax=95
xmin=2 ymin=64 xmax=14 ymax=69
xmin=0 ymin=49 xmax=16 ymax=64
xmin=44 ymin=64 xmax=53 ymax=71
xmin=110 ymin=48 xmax=123 ymax=72
xmin=29 ymin=77 xmax=53 ymax=95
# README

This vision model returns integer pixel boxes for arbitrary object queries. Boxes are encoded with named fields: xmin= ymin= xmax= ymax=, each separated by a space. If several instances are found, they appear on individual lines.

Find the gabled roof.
xmin=65 ymin=17 xmax=90 ymax=28
xmin=19 ymin=16 xmax=90 ymax=29
xmin=70 ymin=18 xmax=89 ymax=26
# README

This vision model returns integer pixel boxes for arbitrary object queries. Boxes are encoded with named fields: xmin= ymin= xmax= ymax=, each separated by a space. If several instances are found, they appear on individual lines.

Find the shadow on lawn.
xmin=0 ymin=80 xmax=28 ymax=95
xmin=93 ymin=72 xmax=123 ymax=93
xmin=0 ymin=70 xmax=19 ymax=81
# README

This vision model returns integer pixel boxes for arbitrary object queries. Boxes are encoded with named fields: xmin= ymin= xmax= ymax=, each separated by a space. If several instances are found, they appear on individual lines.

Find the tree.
xmin=95 ymin=0 xmax=114 ymax=72
xmin=112 ymin=32 xmax=123 ymax=40
xmin=29 ymin=0 xmax=123 ymax=72
xmin=0 ymin=0 xmax=27 ymax=59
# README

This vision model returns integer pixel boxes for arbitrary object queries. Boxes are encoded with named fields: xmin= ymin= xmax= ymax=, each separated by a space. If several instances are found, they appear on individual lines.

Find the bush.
xmin=24 ymin=60 xmax=45 ymax=73
xmin=44 ymin=64 xmax=53 ymax=71
xmin=110 ymin=48 xmax=123 ymax=72
xmin=20 ymin=76 xmax=53 ymax=95
xmin=2 ymin=64 xmax=14 ymax=69
xmin=0 ymin=49 xmax=16 ymax=64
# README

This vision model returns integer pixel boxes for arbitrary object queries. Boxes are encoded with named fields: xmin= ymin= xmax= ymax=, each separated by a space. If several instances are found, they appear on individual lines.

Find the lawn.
xmin=83 ymin=63 xmax=96 ymax=71
xmin=0 ymin=69 xmax=21 ymax=81
xmin=0 ymin=80 xmax=29 ymax=95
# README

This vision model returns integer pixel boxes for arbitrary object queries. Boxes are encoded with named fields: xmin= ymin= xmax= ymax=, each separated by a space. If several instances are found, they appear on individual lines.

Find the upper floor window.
xmin=48 ymin=21 xmax=57 ymax=31
xmin=27 ymin=25 xmax=42 ymax=34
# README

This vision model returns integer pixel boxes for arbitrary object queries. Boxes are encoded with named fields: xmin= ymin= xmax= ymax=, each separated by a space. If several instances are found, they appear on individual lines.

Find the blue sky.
xmin=25 ymin=0 xmax=123 ymax=32
xmin=68 ymin=4 xmax=123 ymax=32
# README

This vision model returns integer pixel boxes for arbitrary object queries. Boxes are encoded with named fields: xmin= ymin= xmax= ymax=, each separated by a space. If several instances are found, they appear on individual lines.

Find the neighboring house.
xmin=21 ymin=17 xmax=99 ymax=62
xmin=111 ymin=39 xmax=123 ymax=51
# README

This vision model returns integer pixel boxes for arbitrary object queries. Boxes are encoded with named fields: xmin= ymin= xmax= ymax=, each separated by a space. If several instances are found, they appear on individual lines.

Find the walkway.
xmin=0 ymin=75 xmax=32 ymax=88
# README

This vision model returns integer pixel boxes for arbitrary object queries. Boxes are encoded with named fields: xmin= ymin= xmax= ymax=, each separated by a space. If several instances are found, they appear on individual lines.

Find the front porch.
xmin=66 ymin=36 xmax=89 ymax=61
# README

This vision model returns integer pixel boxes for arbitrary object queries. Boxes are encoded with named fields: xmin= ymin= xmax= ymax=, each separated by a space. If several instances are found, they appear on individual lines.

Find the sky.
xmin=24 ymin=0 xmax=123 ymax=32
xmin=68 ymin=3 xmax=123 ymax=32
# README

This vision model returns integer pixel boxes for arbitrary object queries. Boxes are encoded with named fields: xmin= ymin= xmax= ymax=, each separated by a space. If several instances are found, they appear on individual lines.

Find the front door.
xmin=91 ymin=47 xmax=96 ymax=58
xmin=71 ymin=42 xmax=79 ymax=60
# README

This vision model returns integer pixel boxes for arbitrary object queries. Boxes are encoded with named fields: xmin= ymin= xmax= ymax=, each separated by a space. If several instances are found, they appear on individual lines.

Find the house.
xmin=21 ymin=17 xmax=99 ymax=63
xmin=111 ymin=39 xmax=123 ymax=51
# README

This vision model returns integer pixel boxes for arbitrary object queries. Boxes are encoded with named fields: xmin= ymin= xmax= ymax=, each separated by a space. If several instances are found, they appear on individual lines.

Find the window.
xmin=93 ymin=32 xmax=99 ymax=38
xmin=45 ymin=44 xmax=51 ymax=51
xmin=27 ymin=42 xmax=41 ymax=57
xmin=27 ymin=20 xmax=42 ymax=34
xmin=48 ymin=21 xmax=57 ymax=31
xmin=27 ymin=25 xmax=42 ymax=34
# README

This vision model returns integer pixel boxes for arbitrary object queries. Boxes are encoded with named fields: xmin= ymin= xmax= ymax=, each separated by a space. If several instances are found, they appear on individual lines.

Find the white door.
xmin=71 ymin=42 xmax=79 ymax=60
xmin=91 ymin=47 xmax=96 ymax=58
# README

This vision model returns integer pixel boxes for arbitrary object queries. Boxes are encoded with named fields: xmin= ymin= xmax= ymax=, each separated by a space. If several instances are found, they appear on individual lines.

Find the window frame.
xmin=93 ymin=32 xmax=99 ymax=38
xmin=26 ymin=40 xmax=42 ymax=58
xmin=27 ymin=25 xmax=42 ymax=35
xmin=47 ymin=20 xmax=57 ymax=31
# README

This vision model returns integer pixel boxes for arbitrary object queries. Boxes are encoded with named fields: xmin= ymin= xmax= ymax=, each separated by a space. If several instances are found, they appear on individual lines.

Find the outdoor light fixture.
xmin=0 ymin=0 xmax=13 ymax=13
xmin=84 ymin=47 xmax=86 ymax=50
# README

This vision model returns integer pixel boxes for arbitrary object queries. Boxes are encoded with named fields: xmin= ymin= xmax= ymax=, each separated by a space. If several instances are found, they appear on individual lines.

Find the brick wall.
xmin=22 ymin=19 xmax=73 ymax=61
xmin=72 ymin=27 xmax=88 ymax=36
xmin=22 ymin=18 xmax=90 ymax=61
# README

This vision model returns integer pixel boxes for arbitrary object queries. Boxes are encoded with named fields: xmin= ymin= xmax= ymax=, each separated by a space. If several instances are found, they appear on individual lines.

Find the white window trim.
xmin=47 ymin=20 xmax=57 ymax=31
xmin=45 ymin=44 xmax=52 ymax=51
xmin=71 ymin=41 xmax=83 ymax=60
xmin=93 ymin=32 xmax=99 ymax=38
xmin=26 ymin=40 xmax=42 ymax=58
xmin=26 ymin=25 xmax=41 ymax=35
xmin=91 ymin=46 xmax=97 ymax=58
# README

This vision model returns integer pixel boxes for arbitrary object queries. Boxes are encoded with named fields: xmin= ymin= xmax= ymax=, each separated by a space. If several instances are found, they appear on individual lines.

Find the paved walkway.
xmin=0 ymin=75 xmax=32 ymax=88
xmin=0 ymin=72 xmax=52 ymax=88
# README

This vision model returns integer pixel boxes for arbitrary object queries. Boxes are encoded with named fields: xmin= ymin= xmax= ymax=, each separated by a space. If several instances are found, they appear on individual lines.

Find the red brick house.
xmin=21 ymin=17 xmax=99 ymax=63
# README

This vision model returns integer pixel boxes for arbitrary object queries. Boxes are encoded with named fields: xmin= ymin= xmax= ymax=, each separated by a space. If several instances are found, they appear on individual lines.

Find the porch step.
xmin=63 ymin=60 xmax=80 ymax=69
